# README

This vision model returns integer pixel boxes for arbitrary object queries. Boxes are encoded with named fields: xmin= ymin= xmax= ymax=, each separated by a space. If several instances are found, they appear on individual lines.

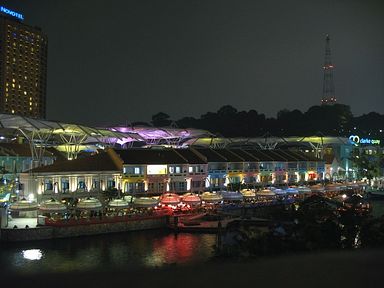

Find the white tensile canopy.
xmin=160 ymin=193 xmax=181 ymax=205
xmin=200 ymin=192 xmax=223 ymax=203
xmin=9 ymin=198 xmax=38 ymax=211
xmin=39 ymin=199 xmax=67 ymax=212
xmin=240 ymin=189 xmax=256 ymax=199
xmin=220 ymin=191 xmax=244 ymax=201
xmin=181 ymin=193 xmax=201 ymax=205
xmin=76 ymin=197 xmax=102 ymax=210
xmin=257 ymin=189 xmax=276 ymax=197
xmin=108 ymin=198 xmax=130 ymax=209
xmin=310 ymin=184 xmax=325 ymax=193
xmin=133 ymin=197 xmax=159 ymax=208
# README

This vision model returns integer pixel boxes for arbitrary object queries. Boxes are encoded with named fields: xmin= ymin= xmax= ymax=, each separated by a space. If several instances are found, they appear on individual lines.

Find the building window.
xmin=91 ymin=179 xmax=100 ymax=189
xmin=78 ymin=178 xmax=86 ymax=190
xmin=107 ymin=179 xmax=115 ymax=189
xmin=61 ymin=178 xmax=69 ymax=192
xmin=44 ymin=179 xmax=53 ymax=191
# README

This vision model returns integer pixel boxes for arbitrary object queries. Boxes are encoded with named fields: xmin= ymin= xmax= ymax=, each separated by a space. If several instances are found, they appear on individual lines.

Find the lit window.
xmin=189 ymin=167 xmax=193 ymax=173
xmin=134 ymin=167 xmax=140 ymax=174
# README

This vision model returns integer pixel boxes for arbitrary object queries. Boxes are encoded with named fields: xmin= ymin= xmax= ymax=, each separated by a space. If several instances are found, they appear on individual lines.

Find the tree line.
xmin=146 ymin=104 xmax=384 ymax=138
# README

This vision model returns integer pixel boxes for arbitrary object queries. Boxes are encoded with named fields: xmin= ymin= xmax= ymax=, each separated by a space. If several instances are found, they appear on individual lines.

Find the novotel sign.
xmin=0 ymin=6 xmax=24 ymax=20
xmin=349 ymin=135 xmax=381 ymax=146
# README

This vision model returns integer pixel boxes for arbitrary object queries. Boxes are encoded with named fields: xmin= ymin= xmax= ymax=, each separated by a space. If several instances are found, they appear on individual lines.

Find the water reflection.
xmin=22 ymin=249 xmax=43 ymax=261
xmin=147 ymin=233 xmax=214 ymax=267
xmin=0 ymin=231 xmax=216 ymax=275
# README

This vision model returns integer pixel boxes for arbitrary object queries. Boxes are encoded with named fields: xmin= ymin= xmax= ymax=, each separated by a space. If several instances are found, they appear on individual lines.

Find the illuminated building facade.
xmin=19 ymin=148 xmax=324 ymax=202
xmin=0 ymin=8 xmax=47 ymax=118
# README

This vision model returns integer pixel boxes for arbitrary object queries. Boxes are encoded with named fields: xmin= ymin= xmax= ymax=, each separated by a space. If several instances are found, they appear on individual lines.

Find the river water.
xmin=1 ymin=199 xmax=384 ymax=275
xmin=0 ymin=230 xmax=217 ymax=275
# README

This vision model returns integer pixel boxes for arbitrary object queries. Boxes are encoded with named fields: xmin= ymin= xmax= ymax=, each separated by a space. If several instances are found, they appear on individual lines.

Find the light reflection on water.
xmin=4 ymin=200 xmax=382 ymax=275
xmin=0 ymin=230 xmax=216 ymax=275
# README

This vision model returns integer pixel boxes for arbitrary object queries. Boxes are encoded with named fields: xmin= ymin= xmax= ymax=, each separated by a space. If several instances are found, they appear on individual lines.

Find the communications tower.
xmin=321 ymin=34 xmax=336 ymax=105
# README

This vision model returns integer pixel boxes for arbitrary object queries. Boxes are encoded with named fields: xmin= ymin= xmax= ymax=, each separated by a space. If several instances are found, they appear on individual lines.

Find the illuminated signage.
xmin=0 ymin=6 xmax=24 ymax=20
xmin=147 ymin=165 xmax=167 ymax=175
xmin=349 ymin=135 xmax=380 ymax=146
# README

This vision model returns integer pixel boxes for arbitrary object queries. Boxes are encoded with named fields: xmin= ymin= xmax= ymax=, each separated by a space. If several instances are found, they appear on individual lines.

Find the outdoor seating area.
xmin=1 ymin=181 xmax=369 ymax=229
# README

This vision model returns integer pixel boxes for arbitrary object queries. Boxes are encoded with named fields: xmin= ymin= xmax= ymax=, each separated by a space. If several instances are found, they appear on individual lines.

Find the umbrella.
xmin=108 ymin=198 xmax=130 ymax=209
xmin=200 ymin=192 xmax=223 ymax=203
xmin=9 ymin=198 xmax=38 ymax=211
xmin=181 ymin=193 xmax=201 ymax=205
xmin=240 ymin=189 xmax=257 ymax=199
xmin=39 ymin=198 xmax=67 ymax=212
xmin=256 ymin=189 xmax=276 ymax=197
xmin=160 ymin=193 xmax=181 ymax=205
xmin=76 ymin=197 xmax=102 ymax=210
xmin=220 ymin=191 xmax=244 ymax=201
xmin=133 ymin=197 xmax=159 ymax=208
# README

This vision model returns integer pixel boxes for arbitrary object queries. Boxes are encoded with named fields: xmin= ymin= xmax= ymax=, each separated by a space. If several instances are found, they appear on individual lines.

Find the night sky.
xmin=6 ymin=0 xmax=384 ymax=126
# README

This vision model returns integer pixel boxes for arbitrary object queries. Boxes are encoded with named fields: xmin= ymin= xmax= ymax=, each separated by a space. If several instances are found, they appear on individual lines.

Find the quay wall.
xmin=0 ymin=216 xmax=168 ymax=242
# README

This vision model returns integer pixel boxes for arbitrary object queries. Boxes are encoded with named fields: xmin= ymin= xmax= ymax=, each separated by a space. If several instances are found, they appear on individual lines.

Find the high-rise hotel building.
xmin=0 ymin=7 xmax=47 ymax=118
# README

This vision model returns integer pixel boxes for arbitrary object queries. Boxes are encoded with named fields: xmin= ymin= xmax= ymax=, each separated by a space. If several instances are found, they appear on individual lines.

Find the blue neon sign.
xmin=0 ymin=6 xmax=24 ymax=20
xmin=349 ymin=135 xmax=381 ymax=146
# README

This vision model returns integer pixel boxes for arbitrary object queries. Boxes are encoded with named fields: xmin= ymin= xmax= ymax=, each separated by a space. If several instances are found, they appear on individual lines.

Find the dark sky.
xmin=6 ymin=0 xmax=384 ymax=126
